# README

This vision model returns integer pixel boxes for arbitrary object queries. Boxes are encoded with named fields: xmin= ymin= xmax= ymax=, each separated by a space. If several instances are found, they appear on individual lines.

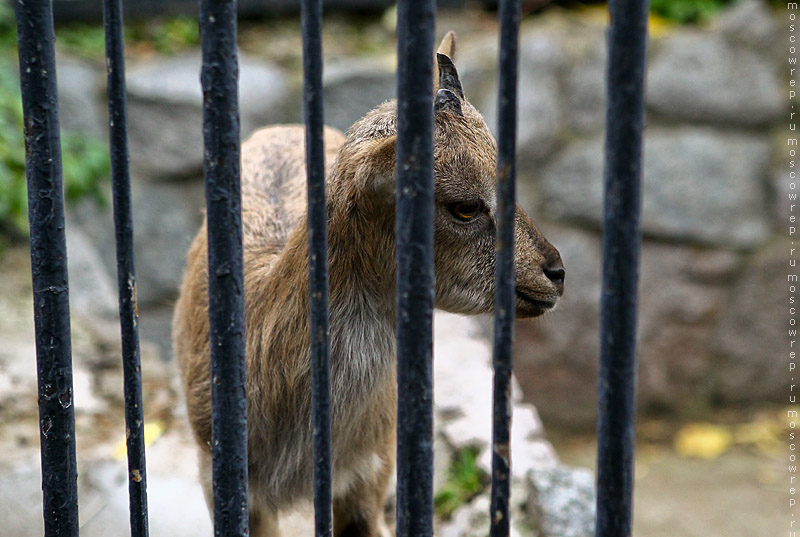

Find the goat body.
xmin=173 ymin=32 xmax=564 ymax=537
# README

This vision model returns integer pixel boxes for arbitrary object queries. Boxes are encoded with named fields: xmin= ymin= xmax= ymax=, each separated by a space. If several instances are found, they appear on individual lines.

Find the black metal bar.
xmin=595 ymin=1 xmax=648 ymax=537
xmin=490 ymin=0 xmax=522 ymax=534
xmin=394 ymin=0 xmax=435 ymax=535
xmin=199 ymin=1 xmax=249 ymax=535
xmin=14 ymin=1 xmax=80 ymax=535
xmin=301 ymin=0 xmax=332 ymax=534
xmin=102 ymin=2 xmax=151 ymax=536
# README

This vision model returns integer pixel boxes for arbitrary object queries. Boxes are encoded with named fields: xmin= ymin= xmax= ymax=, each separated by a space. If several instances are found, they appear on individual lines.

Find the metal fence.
xmin=12 ymin=0 xmax=648 ymax=535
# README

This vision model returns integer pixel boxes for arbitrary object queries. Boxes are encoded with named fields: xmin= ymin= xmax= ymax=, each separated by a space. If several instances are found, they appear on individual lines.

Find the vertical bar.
xmin=300 ymin=0 xmax=332 ymax=534
xmin=13 ymin=1 xmax=80 ymax=535
xmin=199 ymin=1 xmax=249 ymax=535
xmin=490 ymin=0 xmax=522 ymax=535
xmin=595 ymin=1 xmax=648 ymax=537
xmin=102 ymin=1 xmax=150 ymax=535
xmin=394 ymin=1 xmax=436 ymax=536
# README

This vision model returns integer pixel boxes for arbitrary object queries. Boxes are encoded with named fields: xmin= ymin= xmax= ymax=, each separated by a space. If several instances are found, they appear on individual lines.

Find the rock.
xmin=539 ymin=127 xmax=771 ymax=249
xmin=636 ymin=243 xmax=741 ymax=411
xmin=647 ymin=31 xmax=782 ymax=127
xmin=439 ymin=466 xmax=595 ymax=537
xmin=56 ymin=55 xmax=105 ymax=138
xmin=68 ymin=177 xmax=206 ymax=307
xmin=439 ymin=492 xmax=496 ymax=537
xmin=126 ymin=53 xmax=290 ymax=178
xmin=137 ymin=304 xmax=177 ymax=362
xmin=483 ymin=32 xmax=565 ymax=164
xmin=526 ymin=466 xmax=595 ymax=537
xmin=716 ymin=0 xmax=780 ymax=52
xmin=123 ymin=178 xmax=204 ymax=305
xmin=65 ymin=223 xmax=119 ymax=322
xmin=434 ymin=311 xmax=594 ymax=536
xmin=438 ymin=480 xmax=543 ymax=537
xmin=712 ymin=239 xmax=790 ymax=402
xmin=512 ymin=227 xmax=602 ymax=427
xmin=434 ymin=311 xmax=549 ymax=454
xmin=513 ymin=226 xmax=742 ymax=427
xmin=563 ymin=43 xmax=606 ymax=135
xmin=323 ymin=57 xmax=396 ymax=134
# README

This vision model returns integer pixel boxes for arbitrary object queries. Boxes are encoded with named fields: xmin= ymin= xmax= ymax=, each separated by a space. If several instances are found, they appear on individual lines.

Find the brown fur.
xmin=173 ymin=32 xmax=564 ymax=537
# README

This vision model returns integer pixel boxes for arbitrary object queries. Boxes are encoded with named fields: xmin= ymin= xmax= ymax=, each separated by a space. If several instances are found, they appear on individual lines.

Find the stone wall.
xmin=503 ymin=0 xmax=786 ymax=427
xmin=58 ymin=0 xmax=785 ymax=434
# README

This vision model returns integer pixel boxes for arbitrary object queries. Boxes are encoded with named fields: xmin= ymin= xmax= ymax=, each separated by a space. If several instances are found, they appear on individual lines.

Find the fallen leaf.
xmin=674 ymin=422 xmax=732 ymax=460
xmin=113 ymin=421 xmax=166 ymax=461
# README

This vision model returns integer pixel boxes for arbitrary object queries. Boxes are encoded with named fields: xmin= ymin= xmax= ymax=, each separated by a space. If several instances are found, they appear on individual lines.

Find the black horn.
xmin=436 ymin=52 xmax=464 ymax=100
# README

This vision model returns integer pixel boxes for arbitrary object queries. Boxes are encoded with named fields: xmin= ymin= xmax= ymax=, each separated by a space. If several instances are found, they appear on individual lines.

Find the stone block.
xmin=540 ymin=127 xmax=771 ymax=249
xmin=126 ymin=53 xmax=290 ymax=178
xmin=647 ymin=31 xmax=782 ymax=127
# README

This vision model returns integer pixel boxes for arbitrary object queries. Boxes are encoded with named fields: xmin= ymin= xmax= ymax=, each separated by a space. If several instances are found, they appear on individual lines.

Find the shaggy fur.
xmin=172 ymin=32 xmax=564 ymax=537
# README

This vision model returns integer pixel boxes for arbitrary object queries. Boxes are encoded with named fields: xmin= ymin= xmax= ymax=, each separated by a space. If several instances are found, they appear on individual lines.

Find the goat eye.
xmin=449 ymin=201 xmax=483 ymax=221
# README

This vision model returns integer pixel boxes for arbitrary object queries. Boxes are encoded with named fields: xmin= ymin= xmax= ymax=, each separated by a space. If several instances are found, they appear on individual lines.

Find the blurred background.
xmin=0 ymin=0 xmax=789 ymax=535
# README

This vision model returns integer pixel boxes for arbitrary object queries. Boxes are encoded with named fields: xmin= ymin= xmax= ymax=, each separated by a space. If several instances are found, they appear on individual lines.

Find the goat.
xmin=172 ymin=31 xmax=565 ymax=537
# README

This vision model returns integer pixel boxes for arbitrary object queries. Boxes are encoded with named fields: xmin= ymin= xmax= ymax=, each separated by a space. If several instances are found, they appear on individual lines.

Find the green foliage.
xmin=55 ymin=24 xmax=108 ymax=59
xmin=0 ymin=59 xmax=31 ymax=234
xmin=0 ymin=59 xmax=109 ymax=235
xmin=55 ymin=16 xmax=201 ymax=59
xmin=0 ymin=1 xmax=200 ymax=60
xmin=650 ymin=0 xmax=735 ymax=24
xmin=434 ymin=447 xmax=488 ymax=519
xmin=0 ymin=1 xmax=15 ymax=49
xmin=0 ymin=3 xmax=197 ymax=240
xmin=139 ymin=16 xmax=201 ymax=54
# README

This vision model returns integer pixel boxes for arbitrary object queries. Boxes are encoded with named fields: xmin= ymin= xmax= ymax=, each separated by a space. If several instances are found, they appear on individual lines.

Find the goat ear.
xmin=437 ymin=31 xmax=457 ymax=62
xmin=355 ymin=135 xmax=396 ymax=196
xmin=434 ymin=88 xmax=463 ymax=117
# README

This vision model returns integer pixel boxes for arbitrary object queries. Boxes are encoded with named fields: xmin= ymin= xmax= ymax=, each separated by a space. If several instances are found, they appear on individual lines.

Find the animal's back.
xmin=173 ymin=123 xmax=346 ymax=461
xmin=240 ymin=124 xmax=346 ymax=255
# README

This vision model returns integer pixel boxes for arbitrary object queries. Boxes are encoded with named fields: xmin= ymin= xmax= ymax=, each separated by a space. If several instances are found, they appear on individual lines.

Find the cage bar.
xmin=101 ymin=1 xmax=151 ymax=535
xmin=394 ymin=0 xmax=436 ymax=535
xmin=13 ymin=1 xmax=80 ymax=535
xmin=595 ymin=1 xmax=648 ymax=537
xmin=300 ymin=0 xmax=333 ymax=534
xmin=490 ymin=0 xmax=522 ymax=534
xmin=198 ymin=1 xmax=249 ymax=535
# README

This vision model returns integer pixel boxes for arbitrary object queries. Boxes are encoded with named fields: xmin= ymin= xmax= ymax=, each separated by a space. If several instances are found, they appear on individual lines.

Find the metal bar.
xmin=13 ymin=1 xmax=80 ymax=535
xmin=490 ymin=0 xmax=522 ymax=534
xmin=300 ymin=0 xmax=332 ymax=534
xmin=595 ymin=1 xmax=648 ymax=537
xmin=198 ymin=1 xmax=249 ymax=535
xmin=394 ymin=0 xmax=436 ymax=535
xmin=102 ymin=1 xmax=151 ymax=535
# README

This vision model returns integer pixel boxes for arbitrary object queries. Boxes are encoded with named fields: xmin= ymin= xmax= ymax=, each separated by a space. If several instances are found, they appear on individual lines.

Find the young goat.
xmin=173 ymin=32 xmax=565 ymax=537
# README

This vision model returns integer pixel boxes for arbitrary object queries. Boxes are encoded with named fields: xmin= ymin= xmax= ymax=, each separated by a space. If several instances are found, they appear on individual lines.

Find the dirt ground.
xmin=549 ymin=423 xmax=787 ymax=537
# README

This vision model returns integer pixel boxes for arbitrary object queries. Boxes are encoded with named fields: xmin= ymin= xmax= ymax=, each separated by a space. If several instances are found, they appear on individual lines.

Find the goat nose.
xmin=543 ymin=263 xmax=565 ymax=290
